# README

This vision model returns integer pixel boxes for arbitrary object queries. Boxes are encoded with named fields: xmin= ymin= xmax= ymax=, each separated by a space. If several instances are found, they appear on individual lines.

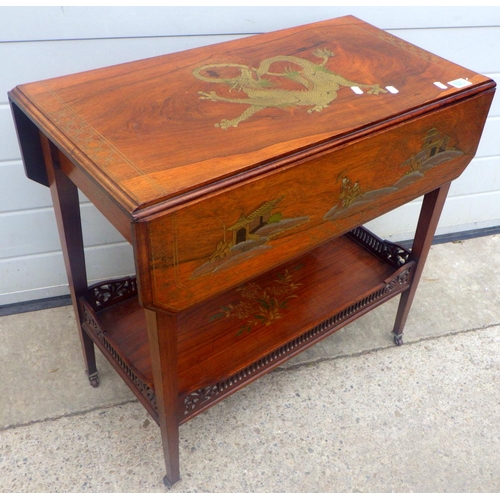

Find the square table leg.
xmin=40 ymin=134 xmax=99 ymax=387
xmin=144 ymin=309 xmax=180 ymax=488
xmin=392 ymin=182 xmax=452 ymax=345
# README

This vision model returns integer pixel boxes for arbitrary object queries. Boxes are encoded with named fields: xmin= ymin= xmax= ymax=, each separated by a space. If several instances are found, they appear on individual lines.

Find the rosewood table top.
xmin=9 ymin=16 xmax=493 ymax=214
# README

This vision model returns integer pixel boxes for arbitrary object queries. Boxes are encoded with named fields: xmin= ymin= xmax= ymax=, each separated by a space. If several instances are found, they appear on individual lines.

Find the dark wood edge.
xmin=8 ymin=97 xmax=48 ymax=187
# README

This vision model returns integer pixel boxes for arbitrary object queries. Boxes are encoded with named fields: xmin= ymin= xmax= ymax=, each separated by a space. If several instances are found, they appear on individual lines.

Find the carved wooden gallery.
xmin=9 ymin=16 xmax=495 ymax=487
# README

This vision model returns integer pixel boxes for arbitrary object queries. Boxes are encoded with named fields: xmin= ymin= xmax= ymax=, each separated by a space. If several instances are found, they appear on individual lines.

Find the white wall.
xmin=1 ymin=6 xmax=499 ymax=305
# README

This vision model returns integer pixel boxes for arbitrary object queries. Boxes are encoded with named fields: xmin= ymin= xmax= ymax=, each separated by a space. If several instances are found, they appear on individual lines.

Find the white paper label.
xmin=385 ymin=86 xmax=399 ymax=94
xmin=434 ymin=81 xmax=448 ymax=89
xmin=351 ymin=86 xmax=363 ymax=94
xmin=448 ymin=78 xmax=472 ymax=88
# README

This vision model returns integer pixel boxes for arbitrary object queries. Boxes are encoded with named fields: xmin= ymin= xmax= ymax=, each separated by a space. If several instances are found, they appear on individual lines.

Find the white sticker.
xmin=448 ymin=78 xmax=472 ymax=88
xmin=385 ymin=86 xmax=399 ymax=94
xmin=351 ymin=86 xmax=363 ymax=94
xmin=434 ymin=81 xmax=448 ymax=89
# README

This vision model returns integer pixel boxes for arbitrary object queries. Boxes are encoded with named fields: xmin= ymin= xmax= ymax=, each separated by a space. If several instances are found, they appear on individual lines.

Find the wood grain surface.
xmin=9 ymin=16 xmax=494 ymax=215
xmin=9 ymin=15 xmax=495 ymax=487
xmin=134 ymin=90 xmax=494 ymax=311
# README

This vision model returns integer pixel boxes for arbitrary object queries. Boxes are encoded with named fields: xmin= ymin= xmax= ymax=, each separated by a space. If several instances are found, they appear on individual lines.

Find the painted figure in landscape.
xmin=191 ymin=197 xmax=309 ymax=279
xmin=324 ymin=128 xmax=463 ymax=221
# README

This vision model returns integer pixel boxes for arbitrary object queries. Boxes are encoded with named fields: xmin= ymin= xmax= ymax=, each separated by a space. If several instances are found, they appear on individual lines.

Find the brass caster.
xmin=163 ymin=473 xmax=180 ymax=488
xmin=87 ymin=371 xmax=99 ymax=388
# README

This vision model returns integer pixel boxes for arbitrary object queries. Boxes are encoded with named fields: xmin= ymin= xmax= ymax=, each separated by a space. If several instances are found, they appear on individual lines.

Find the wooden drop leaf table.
xmin=9 ymin=16 xmax=495 ymax=487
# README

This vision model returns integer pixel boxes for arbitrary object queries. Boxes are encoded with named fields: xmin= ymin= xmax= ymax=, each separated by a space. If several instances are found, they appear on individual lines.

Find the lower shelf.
xmin=80 ymin=288 xmax=157 ymax=421
xmin=79 ymin=226 xmax=413 ymax=425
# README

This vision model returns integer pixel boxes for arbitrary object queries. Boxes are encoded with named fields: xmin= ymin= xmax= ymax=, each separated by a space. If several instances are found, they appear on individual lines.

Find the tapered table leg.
xmin=145 ymin=309 xmax=180 ymax=488
xmin=392 ymin=182 xmax=451 ymax=345
xmin=40 ymin=134 xmax=99 ymax=386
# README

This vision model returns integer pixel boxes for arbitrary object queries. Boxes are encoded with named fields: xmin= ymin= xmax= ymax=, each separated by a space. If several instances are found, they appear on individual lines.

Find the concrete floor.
xmin=1 ymin=235 xmax=500 ymax=492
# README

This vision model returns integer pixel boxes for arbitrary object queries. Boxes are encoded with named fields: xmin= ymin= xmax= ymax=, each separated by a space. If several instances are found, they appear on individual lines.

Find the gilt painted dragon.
xmin=193 ymin=48 xmax=387 ymax=129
